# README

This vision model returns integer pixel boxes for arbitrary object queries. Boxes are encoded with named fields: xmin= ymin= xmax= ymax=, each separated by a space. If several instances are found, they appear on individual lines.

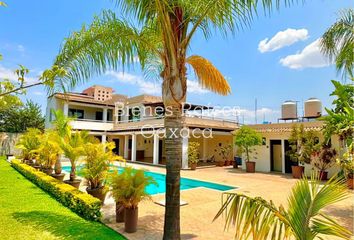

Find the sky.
xmin=0 ymin=0 xmax=352 ymax=124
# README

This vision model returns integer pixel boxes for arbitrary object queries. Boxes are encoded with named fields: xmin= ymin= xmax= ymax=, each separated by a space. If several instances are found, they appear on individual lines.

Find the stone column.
xmin=124 ymin=135 xmax=129 ymax=159
xmin=153 ymin=134 xmax=159 ymax=165
xmin=131 ymin=134 xmax=137 ymax=162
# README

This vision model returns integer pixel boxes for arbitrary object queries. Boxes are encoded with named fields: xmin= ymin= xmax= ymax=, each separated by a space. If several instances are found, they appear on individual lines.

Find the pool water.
xmin=62 ymin=166 xmax=236 ymax=195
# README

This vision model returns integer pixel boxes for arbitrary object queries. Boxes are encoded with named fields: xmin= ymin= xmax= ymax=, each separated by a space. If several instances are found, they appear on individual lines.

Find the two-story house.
xmin=46 ymin=85 xmax=238 ymax=169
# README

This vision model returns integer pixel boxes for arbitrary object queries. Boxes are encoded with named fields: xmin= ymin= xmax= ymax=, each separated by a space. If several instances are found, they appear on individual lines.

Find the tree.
xmin=214 ymin=174 xmax=351 ymax=240
xmin=320 ymin=9 xmax=354 ymax=79
xmin=234 ymin=126 xmax=262 ymax=162
xmin=0 ymin=100 xmax=45 ymax=133
xmin=52 ymin=1 xmax=294 ymax=238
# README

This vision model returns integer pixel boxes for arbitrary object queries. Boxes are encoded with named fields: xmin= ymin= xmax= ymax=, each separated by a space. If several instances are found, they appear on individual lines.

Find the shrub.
xmin=188 ymin=142 xmax=200 ymax=165
xmin=11 ymin=160 xmax=101 ymax=221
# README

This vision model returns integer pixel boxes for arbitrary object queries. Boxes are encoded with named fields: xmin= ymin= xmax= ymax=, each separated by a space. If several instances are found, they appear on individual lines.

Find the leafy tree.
xmin=321 ymin=9 xmax=354 ymax=79
xmin=234 ymin=126 xmax=262 ymax=162
xmin=214 ymin=174 xmax=351 ymax=240
xmin=51 ymin=1 xmax=296 ymax=238
xmin=0 ymin=100 xmax=45 ymax=133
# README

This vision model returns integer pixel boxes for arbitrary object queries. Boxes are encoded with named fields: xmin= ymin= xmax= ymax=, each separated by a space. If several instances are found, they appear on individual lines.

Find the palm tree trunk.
xmin=70 ymin=161 xmax=76 ymax=181
xmin=163 ymin=105 xmax=183 ymax=240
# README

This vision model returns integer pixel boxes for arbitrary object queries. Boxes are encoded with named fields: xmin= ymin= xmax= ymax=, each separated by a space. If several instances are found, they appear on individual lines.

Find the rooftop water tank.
xmin=281 ymin=101 xmax=297 ymax=119
xmin=304 ymin=98 xmax=322 ymax=118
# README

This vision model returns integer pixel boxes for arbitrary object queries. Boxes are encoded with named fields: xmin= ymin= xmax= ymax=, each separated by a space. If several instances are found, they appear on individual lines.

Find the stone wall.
xmin=0 ymin=132 xmax=21 ymax=156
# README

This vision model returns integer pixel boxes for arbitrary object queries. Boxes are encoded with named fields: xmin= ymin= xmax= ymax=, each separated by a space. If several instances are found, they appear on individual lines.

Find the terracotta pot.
xmin=116 ymin=202 xmax=125 ymax=223
xmin=86 ymin=186 xmax=107 ymax=204
xmin=190 ymin=163 xmax=197 ymax=170
xmin=347 ymin=178 xmax=353 ymax=190
xmin=216 ymin=161 xmax=225 ymax=167
xmin=124 ymin=207 xmax=138 ymax=233
xmin=51 ymin=173 xmax=65 ymax=181
xmin=224 ymin=160 xmax=230 ymax=166
xmin=291 ymin=166 xmax=304 ymax=179
xmin=319 ymin=171 xmax=328 ymax=181
xmin=246 ymin=161 xmax=256 ymax=173
xmin=43 ymin=167 xmax=53 ymax=175
xmin=33 ymin=165 xmax=41 ymax=170
xmin=64 ymin=179 xmax=81 ymax=189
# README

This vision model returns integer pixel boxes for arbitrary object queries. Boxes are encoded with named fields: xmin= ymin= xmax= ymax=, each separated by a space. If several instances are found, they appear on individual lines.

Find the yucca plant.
xmin=214 ymin=173 xmax=352 ymax=240
xmin=34 ymin=130 xmax=62 ymax=175
xmin=110 ymin=167 xmax=156 ymax=233
xmin=80 ymin=141 xmax=123 ymax=203
xmin=15 ymin=128 xmax=42 ymax=163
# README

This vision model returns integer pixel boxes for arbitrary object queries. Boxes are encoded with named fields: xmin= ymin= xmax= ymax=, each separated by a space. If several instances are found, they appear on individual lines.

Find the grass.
xmin=0 ymin=157 xmax=126 ymax=240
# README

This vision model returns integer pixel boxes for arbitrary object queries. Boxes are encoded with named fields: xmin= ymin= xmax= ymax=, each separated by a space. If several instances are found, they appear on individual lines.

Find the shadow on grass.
xmin=13 ymin=211 xmax=124 ymax=240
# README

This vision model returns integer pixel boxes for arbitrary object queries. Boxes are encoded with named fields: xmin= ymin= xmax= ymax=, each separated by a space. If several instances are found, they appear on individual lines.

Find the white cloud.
xmin=17 ymin=45 xmax=25 ymax=52
xmin=0 ymin=65 xmax=38 ymax=84
xmin=33 ymin=91 xmax=44 ymax=96
xmin=258 ymin=28 xmax=309 ymax=53
xmin=106 ymin=71 xmax=210 ymax=95
xmin=106 ymin=71 xmax=161 ymax=94
xmin=280 ymin=38 xmax=332 ymax=69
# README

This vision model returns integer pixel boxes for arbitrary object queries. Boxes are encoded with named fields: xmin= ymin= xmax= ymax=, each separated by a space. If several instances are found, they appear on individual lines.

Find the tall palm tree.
xmin=321 ymin=9 xmax=354 ymax=78
xmin=214 ymin=174 xmax=352 ymax=240
xmin=52 ymin=1 xmax=294 ymax=238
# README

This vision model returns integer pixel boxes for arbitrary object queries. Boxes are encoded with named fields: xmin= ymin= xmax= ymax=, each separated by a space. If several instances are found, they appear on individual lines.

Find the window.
xmin=129 ymin=107 xmax=141 ymax=122
xmin=68 ymin=109 xmax=84 ymax=119
xmin=96 ymin=111 xmax=103 ymax=121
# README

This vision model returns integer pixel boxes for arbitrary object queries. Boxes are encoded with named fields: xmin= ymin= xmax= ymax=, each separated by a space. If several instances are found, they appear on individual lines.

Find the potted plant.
xmin=220 ymin=144 xmax=232 ymax=167
xmin=311 ymin=144 xmax=337 ymax=181
xmin=110 ymin=167 xmax=156 ymax=233
xmin=35 ymin=131 xmax=62 ymax=175
xmin=234 ymin=126 xmax=262 ymax=173
xmin=337 ymin=143 xmax=354 ymax=189
xmin=288 ymin=125 xmax=318 ymax=178
xmin=15 ymin=128 xmax=42 ymax=165
xmin=61 ymin=131 xmax=90 ymax=188
xmin=81 ymin=142 xmax=121 ymax=204
xmin=188 ymin=142 xmax=200 ymax=170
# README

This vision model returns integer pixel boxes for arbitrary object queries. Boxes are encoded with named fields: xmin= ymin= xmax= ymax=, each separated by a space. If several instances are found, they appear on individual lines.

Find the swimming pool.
xmin=62 ymin=166 xmax=236 ymax=195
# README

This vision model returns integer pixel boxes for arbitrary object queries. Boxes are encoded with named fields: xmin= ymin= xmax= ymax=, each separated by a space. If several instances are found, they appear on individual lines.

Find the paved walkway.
xmin=67 ymin=162 xmax=353 ymax=240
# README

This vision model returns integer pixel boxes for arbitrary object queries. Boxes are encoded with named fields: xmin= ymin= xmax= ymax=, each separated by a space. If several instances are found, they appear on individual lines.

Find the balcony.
xmin=70 ymin=119 xmax=114 ymax=131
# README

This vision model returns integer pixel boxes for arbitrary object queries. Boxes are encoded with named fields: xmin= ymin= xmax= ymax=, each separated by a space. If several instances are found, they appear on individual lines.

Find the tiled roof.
xmin=247 ymin=121 xmax=324 ymax=133
xmin=54 ymin=93 xmax=127 ymax=106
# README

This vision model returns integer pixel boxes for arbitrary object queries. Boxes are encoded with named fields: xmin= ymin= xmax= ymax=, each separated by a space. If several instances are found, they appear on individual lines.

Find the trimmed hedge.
xmin=11 ymin=160 xmax=102 ymax=221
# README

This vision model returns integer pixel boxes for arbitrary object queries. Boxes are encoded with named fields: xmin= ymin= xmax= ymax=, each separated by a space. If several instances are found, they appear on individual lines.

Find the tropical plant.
xmin=287 ymin=124 xmax=319 ymax=165
xmin=214 ymin=173 xmax=352 ymax=240
xmin=188 ymin=142 xmax=200 ymax=165
xmin=60 ymin=130 xmax=90 ymax=181
xmin=15 ymin=128 xmax=42 ymax=162
xmin=311 ymin=143 xmax=337 ymax=172
xmin=51 ymin=109 xmax=74 ymax=138
xmin=51 ymin=0 xmax=296 ymax=237
xmin=110 ymin=167 xmax=156 ymax=209
xmin=337 ymin=143 xmax=354 ymax=179
xmin=320 ymin=9 xmax=354 ymax=78
xmin=234 ymin=126 xmax=262 ymax=162
xmin=35 ymin=130 xmax=62 ymax=169
xmin=220 ymin=144 xmax=233 ymax=162
xmin=81 ymin=142 xmax=122 ymax=190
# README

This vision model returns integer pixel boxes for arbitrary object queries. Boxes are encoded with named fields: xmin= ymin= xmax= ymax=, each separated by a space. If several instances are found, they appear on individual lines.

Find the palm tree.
xmin=321 ymin=9 xmax=354 ymax=78
xmin=52 ymin=1 xmax=294 ymax=238
xmin=214 ymin=174 xmax=352 ymax=240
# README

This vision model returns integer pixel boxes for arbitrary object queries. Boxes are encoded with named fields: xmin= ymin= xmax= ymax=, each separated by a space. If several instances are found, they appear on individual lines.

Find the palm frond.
xmin=320 ymin=9 xmax=354 ymax=78
xmin=186 ymin=55 xmax=231 ymax=95
xmin=52 ymin=10 xmax=160 ymax=94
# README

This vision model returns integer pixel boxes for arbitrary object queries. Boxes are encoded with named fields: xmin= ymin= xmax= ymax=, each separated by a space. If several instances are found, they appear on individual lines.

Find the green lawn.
xmin=0 ymin=157 xmax=126 ymax=240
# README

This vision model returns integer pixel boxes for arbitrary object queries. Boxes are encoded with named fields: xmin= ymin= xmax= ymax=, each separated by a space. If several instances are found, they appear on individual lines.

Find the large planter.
xmin=291 ymin=166 xmax=304 ymax=179
xmin=42 ymin=167 xmax=53 ymax=175
xmin=86 ymin=186 xmax=107 ymax=204
xmin=246 ymin=161 xmax=255 ymax=173
xmin=125 ymin=207 xmax=138 ymax=233
xmin=318 ymin=171 xmax=328 ymax=181
xmin=347 ymin=178 xmax=353 ymax=190
xmin=224 ymin=160 xmax=230 ymax=166
xmin=51 ymin=173 xmax=65 ymax=181
xmin=116 ymin=202 xmax=125 ymax=223
xmin=190 ymin=163 xmax=197 ymax=170
xmin=64 ymin=179 xmax=81 ymax=189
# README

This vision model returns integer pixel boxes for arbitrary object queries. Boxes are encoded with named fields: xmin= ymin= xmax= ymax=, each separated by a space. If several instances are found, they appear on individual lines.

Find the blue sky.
xmin=0 ymin=0 xmax=352 ymax=123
